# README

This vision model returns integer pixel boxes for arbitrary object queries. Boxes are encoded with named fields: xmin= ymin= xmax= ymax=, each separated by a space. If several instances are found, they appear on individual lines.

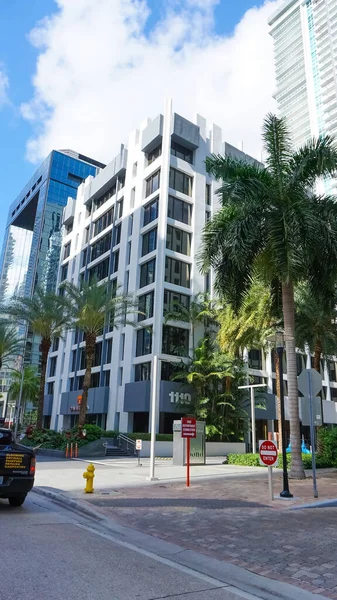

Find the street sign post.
xmin=298 ymin=368 xmax=322 ymax=499
xmin=181 ymin=417 xmax=196 ymax=487
xmin=136 ymin=439 xmax=142 ymax=467
xmin=259 ymin=440 xmax=278 ymax=501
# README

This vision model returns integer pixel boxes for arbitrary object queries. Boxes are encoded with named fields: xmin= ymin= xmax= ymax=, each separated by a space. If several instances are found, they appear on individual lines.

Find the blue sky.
xmin=0 ymin=0 xmax=268 ymax=245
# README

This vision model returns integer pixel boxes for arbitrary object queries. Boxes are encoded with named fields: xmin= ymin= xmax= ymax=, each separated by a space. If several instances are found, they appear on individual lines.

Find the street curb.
xmin=34 ymin=485 xmax=327 ymax=600
xmin=32 ymin=487 xmax=107 ymax=522
xmin=291 ymin=497 xmax=337 ymax=510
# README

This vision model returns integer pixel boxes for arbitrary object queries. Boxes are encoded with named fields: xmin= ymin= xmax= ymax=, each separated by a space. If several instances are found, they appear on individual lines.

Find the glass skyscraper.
xmin=0 ymin=149 xmax=105 ymax=381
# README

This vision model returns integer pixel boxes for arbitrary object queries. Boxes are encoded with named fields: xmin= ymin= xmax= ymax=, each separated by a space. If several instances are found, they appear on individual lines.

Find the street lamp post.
xmin=275 ymin=331 xmax=293 ymax=498
xmin=238 ymin=383 xmax=266 ymax=453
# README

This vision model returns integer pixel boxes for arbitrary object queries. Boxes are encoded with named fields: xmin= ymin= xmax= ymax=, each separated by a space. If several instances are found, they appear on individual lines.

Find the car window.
xmin=0 ymin=430 xmax=13 ymax=446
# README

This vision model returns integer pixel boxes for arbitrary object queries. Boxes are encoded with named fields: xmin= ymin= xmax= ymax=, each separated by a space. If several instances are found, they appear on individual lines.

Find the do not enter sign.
xmin=259 ymin=440 xmax=278 ymax=467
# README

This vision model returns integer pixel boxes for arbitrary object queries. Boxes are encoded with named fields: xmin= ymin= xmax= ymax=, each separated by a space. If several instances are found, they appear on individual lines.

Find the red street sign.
xmin=181 ymin=417 xmax=196 ymax=439
xmin=259 ymin=440 xmax=278 ymax=466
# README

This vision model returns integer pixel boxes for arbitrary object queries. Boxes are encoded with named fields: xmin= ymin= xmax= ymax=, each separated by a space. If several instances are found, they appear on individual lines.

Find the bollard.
xmin=70 ymin=443 xmax=73 ymax=459
xmin=75 ymin=442 xmax=78 ymax=459
xmin=65 ymin=443 xmax=69 ymax=459
xmin=83 ymin=463 xmax=95 ymax=493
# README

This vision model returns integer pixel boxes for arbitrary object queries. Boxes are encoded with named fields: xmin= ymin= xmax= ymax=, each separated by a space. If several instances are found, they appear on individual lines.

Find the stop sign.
xmin=259 ymin=440 xmax=278 ymax=467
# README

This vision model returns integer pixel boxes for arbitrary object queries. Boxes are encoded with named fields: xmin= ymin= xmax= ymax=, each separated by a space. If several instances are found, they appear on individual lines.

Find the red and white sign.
xmin=181 ymin=417 xmax=197 ymax=439
xmin=135 ymin=439 xmax=142 ymax=451
xmin=259 ymin=440 xmax=278 ymax=467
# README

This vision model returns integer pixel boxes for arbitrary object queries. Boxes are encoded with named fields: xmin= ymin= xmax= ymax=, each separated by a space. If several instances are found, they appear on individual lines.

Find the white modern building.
xmin=45 ymin=100 xmax=259 ymax=434
xmin=269 ymin=0 xmax=337 ymax=195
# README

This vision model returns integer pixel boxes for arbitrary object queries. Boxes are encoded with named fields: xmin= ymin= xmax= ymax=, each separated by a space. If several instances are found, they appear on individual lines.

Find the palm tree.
xmin=63 ymin=279 xmax=138 ymax=427
xmin=0 ymin=320 xmax=23 ymax=369
xmin=200 ymin=113 xmax=337 ymax=478
xmin=164 ymin=292 xmax=215 ymax=353
xmin=3 ymin=288 xmax=73 ymax=430
xmin=8 ymin=366 xmax=39 ymax=423
xmin=217 ymin=277 xmax=286 ymax=450
xmin=295 ymin=282 xmax=337 ymax=372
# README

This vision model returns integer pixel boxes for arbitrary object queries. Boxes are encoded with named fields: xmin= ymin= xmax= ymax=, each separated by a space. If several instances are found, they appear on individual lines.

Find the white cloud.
xmin=21 ymin=0 xmax=281 ymax=163
xmin=0 ymin=68 xmax=9 ymax=108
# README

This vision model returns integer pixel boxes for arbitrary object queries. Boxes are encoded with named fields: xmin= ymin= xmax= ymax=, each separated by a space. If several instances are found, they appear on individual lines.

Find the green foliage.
xmin=103 ymin=430 xmax=119 ymax=438
xmin=126 ymin=433 xmax=173 ymax=442
xmin=0 ymin=320 xmax=23 ymax=370
xmin=22 ymin=429 xmax=64 ymax=450
xmin=228 ymin=452 xmax=333 ymax=469
xmin=317 ymin=427 xmax=337 ymax=467
xmin=9 ymin=366 xmax=40 ymax=408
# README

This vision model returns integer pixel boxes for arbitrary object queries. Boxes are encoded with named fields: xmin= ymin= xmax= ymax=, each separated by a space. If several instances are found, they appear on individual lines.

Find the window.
xmin=118 ymin=367 xmax=123 ymax=386
xmin=166 ymin=225 xmax=191 ymax=256
xmin=167 ymin=195 xmax=192 ymax=225
xmin=171 ymin=141 xmax=193 ymax=164
xmin=112 ymin=250 xmax=119 ymax=273
xmin=131 ymin=187 xmax=136 ymax=209
xmin=162 ymin=325 xmax=189 ymax=357
xmin=105 ymin=338 xmax=113 ymax=363
xmin=133 ymin=162 xmax=137 ymax=177
xmin=81 ymin=248 xmax=87 ymax=268
xmin=84 ymin=226 xmax=90 ymax=243
xmin=146 ymin=170 xmax=160 ymax=197
xmin=60 ymin=264 xmax=68 ymax=282
xmin=127 ymin=241 xmax=132 ymax=265
xmin=248 ymin=350 xmax=262 ymax=370
xmin=79 ymin=348 xmax=86 ymax=370
xmin=52 ymin=337 xmax=60 ymax=352
xmin=129 ymin=214 xmax=134 ymax=236
xmin=147 ymin=145 xmax=161 ymax=165
xmin=70 ymin=378 xmax=75 ymax=391
xmin=91 ymin=372 xmax=100 ymax=388
xmin=138 ymin=291 xmax=154 ymax=321
xmin=163 ymin=290 xmax=190 ymax=315
xmin=93 ymin=209 xmax=113 ymax=237
xmin=94 ymin=180 xmax=123 ymax=209
xmin=144 ymin=198 xmax=159 ymax=226
xmin=63 ymin=242 xmax=71 ymax=260
xmin=65 ymin=222 xmax=73 ymax=234
xmin=71 ymin=350 xmax=76 ymax=372
xmin=169 ymin=168 xmax=192 ymax=196
xmin=161 ymin=361 xmax=181 ymax=381
xmin=91 ymin=232 xmax=111 ymax=262
xmin=165 ymin=257 xmax=191 ymax=288
xmin=94 ymin=342 xmax=102 ymax=367
xmin=140 ymin=259 xmax=156 ymax=288
xmin=136 ymin=327 xmax=152 ymax=356
xmin=142 ymin=228 xmax=157 ymax=256
xmin=47 ymin=382 xmax=54 ymax=395
xmin=89 ymin=257 xmax=109 ymax=282
xmin=103 ymin=370 xmax=111 ymax=386
xmin=117 ymin=198 xmax=124 ymax=219
xmin=125 ymin=270 xmax=129 ymax=293
xmin=49 ymin=356 xmax=57 ymax=377
xmin=135 ymin=362 xmax=151 ymax=381
xmin=205 ymin=210 xmax=211 ymax=223
xmin=114 ymin=224 xmax=121 ymax=245
xmin=120 ymin=334 xmax=125 ymax=361
xmin=205 ymin=272 xmax=210 ymax=293
xmin=206 ymin=183 xmax=211 ymax=205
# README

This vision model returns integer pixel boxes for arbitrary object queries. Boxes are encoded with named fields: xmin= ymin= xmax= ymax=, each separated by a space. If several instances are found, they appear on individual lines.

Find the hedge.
xmin=227 ymin=452 xmax=334 ymax=469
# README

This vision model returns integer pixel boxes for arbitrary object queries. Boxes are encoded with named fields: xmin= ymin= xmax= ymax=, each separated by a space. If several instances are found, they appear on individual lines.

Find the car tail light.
xmin=30 ymin=458 xmax=36 ymax=475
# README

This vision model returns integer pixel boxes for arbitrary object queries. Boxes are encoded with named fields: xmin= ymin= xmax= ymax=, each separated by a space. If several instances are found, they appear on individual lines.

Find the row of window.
xmin=94 ymin=180 xmax=124 ymax=210
xmin=139 ymin=256 xmax=191 ymax=289
xmin=145 ymin=167 xmax=193 ymax=199
xmin=135 ymin=360 xmax=183 ymax=382
xmin=136 ymin=325 xmax=189 ymax=357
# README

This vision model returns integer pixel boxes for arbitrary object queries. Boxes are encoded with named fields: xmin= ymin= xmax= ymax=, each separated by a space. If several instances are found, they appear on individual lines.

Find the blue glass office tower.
xmin=0 ymin=150 xmax=105 ymax=368
xmin=0 ymin=150 xmax=104 ymax=304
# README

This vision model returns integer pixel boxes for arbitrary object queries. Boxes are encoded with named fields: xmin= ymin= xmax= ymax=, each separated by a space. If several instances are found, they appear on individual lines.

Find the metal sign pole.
xmin=307 ymin=369 xmax=318 ymax=498
xmin=268 ymin=466 xmax=274 ymax=501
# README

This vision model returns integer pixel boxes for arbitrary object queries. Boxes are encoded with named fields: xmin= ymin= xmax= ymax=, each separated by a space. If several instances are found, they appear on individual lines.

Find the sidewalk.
xmin=82 ymin=471 xmax=337 ymax=599
xmin=35 ymin=457 xmax=337 ymax=599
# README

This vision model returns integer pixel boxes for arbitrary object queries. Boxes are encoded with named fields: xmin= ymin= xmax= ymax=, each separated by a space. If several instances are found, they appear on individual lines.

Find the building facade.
xmin=0 ymin=150 xmax=104 ymax=417
xmin=47 ymin=101 xmax=258 ymax=433
xmin=269 ymin=0 xmax=337 ymax=197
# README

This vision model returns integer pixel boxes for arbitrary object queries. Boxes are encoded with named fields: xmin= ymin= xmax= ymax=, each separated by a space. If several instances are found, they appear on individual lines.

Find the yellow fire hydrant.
xmin=83 ymin=463 xmax=95 ymax=493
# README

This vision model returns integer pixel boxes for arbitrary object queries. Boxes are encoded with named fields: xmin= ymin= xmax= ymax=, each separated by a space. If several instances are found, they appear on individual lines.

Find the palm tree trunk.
xmin=78 ymin=333 xmax=96 ymax=427
xmin=37 ymin=337 xmax=51 ymax=430
xmin=282 ymin=282 xmax=305 ymax=479
xmin=274 ymin=352 xmax=283 ymax=454
xmin=314 ymin=341 xmax=322 ymax=373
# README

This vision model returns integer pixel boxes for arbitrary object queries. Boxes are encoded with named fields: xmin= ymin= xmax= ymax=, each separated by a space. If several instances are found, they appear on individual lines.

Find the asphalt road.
xmin=0 ymin=492 xmax=255 ymax=600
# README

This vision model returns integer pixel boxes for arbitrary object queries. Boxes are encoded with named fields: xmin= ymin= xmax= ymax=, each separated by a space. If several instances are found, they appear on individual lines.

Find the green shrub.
xmin=103 ymin=430 xmax=118 ymax=438
xmin=317 ymin=427 xmax=337 ymax=467
xmin=21 ymin=429 xmax=64 ymax=450
xmin=228 ymin=453 xmax=261 ymax=467
xmin=124 ymin=432 xmax=173 ymax=442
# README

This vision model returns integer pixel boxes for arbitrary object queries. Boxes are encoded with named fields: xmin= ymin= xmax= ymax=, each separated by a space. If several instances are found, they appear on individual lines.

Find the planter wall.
xmin=138 ymin=441 xmax=246 ymax=458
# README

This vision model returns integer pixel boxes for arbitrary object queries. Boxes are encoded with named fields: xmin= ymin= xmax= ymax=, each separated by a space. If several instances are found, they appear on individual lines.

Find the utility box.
xmin=173 ymin=419 xmax=206 ymax=466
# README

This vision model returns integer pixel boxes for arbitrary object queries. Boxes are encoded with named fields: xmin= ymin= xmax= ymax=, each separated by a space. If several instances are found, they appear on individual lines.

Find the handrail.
xmin=117 ymin=433 xmax=136 ymax=455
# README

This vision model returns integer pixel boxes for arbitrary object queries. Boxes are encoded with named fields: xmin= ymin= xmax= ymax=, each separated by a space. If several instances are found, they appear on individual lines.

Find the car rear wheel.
xmin=8 ymin=495 xmax=27 ymax=507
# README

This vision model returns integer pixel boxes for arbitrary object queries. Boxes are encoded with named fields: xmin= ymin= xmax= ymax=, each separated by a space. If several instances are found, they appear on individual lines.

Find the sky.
xmin=0 ymin=0 xmax=281 ymax=245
